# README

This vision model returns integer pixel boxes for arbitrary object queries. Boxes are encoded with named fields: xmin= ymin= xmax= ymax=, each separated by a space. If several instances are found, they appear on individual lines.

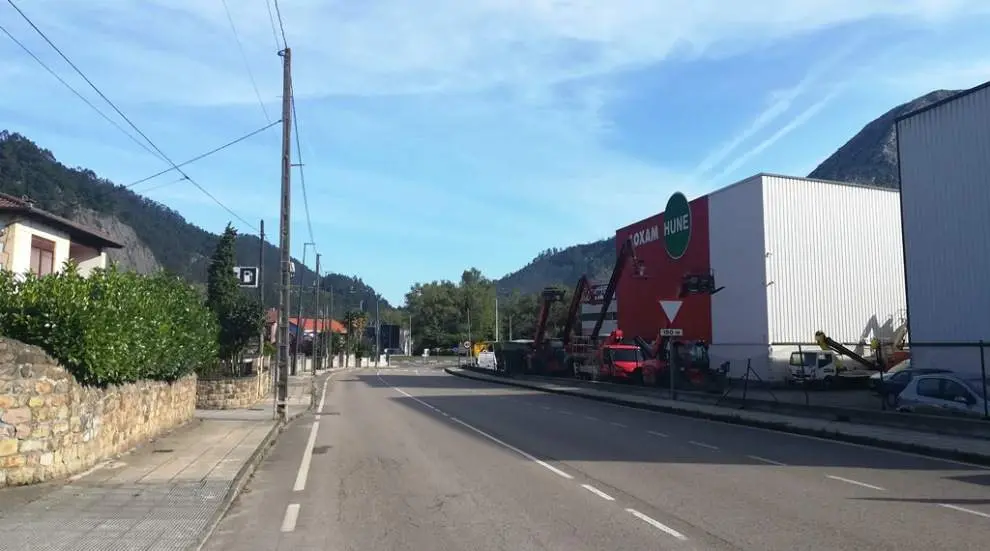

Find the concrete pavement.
xmin=0 ymin=373 xmax=316 ymax=551
xmin=205 ymin=365 xmax=990 ymax=551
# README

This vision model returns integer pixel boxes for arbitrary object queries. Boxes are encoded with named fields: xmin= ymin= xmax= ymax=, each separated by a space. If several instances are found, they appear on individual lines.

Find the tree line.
xmin=402 ymin=268 xmax=579 ymax=353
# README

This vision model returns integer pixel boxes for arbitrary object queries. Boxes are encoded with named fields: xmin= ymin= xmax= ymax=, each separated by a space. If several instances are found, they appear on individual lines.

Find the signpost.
xmin=659 ymin=299 xmax=683 ymax=398
xmin=233 ymin=266 xmax=259 ymax=288
xmin=663 ymin=192 xmax=691 ymax=260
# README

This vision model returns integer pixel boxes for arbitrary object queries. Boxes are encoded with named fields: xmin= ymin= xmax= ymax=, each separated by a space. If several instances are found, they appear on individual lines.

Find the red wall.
xmin=614 ymin=195 xmax=712 ymax=342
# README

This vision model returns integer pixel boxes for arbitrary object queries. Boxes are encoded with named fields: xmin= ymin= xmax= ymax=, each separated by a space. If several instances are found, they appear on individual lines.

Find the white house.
xmin=0 ymin=193 xmax=124 ymax=277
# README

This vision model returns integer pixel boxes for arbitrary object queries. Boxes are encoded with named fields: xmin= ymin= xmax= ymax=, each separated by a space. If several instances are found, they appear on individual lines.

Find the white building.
xmin=896 ymin=81 xmax=990 ymax=375
xmin=0 ymin=193 xmax=123 ymax=277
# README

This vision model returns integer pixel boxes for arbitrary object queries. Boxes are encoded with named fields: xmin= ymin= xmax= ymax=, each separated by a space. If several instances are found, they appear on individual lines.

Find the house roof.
xmin=0 ymin=193 xmax=124 ymax=249
xmin=289 ymin=317 xmax=347 ymax=334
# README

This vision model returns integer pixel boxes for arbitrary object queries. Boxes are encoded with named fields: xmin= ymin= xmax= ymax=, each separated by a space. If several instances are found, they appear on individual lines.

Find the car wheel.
xmin=885 ymin=392 xmax=899 ymax=408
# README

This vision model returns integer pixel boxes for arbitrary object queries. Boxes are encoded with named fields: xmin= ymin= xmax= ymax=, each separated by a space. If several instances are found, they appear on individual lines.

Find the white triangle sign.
xmin=659 ymin=300 xmax=682 ymax=323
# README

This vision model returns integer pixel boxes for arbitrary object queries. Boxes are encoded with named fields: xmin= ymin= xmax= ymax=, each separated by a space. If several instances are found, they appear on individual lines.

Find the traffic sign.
xmin=233 ymin=266 xmax=259 ymax=288
xmin=663 ymin=192 xmax=691 ymax=260
xmin=463 ymin=340 xmax=471 ymax=349
xmin=660 ymin=328 xmax=683 ymax=337
xmin=659 ymin=300 xmax=682 ymax=323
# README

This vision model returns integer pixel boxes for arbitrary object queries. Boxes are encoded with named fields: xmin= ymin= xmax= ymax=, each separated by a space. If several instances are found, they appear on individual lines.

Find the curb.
xmin=193 ymin=372 xmax=330 ymax=551
xmin=445 ymin=367 xmax=990 ymax=468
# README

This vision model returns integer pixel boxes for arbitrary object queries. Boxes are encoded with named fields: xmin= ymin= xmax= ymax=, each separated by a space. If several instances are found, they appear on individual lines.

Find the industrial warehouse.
xmin=608 ymin=173 xmax=907 ymax=383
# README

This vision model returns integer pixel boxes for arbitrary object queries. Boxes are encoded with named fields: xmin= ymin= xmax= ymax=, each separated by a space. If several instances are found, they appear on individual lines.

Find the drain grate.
xmin=312 ymin=446 xmax=331 ymax=455
xmin=153 ymin=449 xmax=174 ymax=453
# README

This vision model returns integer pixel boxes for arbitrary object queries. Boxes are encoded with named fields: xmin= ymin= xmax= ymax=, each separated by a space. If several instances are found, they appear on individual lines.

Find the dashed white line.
xmin=748 ymin=455 xmax=787 ymax=466
xmin=541 ymin=406 xmax=552 ymax=410
xmin=826 ymin=475 xmax=885 ymax=491
xmin=583 ymin=415 xmax=599 ymax=421
xmin=609 ymin=421 xmax=628 ymax=428
xmin=626 ymin=508 xmax=688 ymax=540
xmin=938 ymin=503 xmax=990 ymax=519
xmin=581 ymin=483 xmax=616 ymax=501
xmin=293 ymin=420 xmax=320 ymax=491
xmin=387 ymin=383 xmax=574 ymax=480
xmin=558 ymin=410 xmax=574 ymax=415
xmin=647 ymin=430 xmax=668 ymax=438
xmin=281 ymin=503 xmax=300 ymax=532
xmin=688 ymin=440 xmax=719 ymax=450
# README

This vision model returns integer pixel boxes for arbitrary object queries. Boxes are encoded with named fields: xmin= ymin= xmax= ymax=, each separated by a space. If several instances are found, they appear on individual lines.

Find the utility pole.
xmin=495 ymin=295 xmax=499 ymax=342
xmin=293 ymin=243 xmax=313 ymax=375
xmin=313 ymin=253 xmax=321 ymax=372
xmin=328 ymin=286 xmax=334 ymax=367
xmin=259 ymin=219 xmax=271 ymax=417
xmin=375 ymin=297 xmax=381 ymax=366
xmin=276 ymin=47 xmax=292 ymax=423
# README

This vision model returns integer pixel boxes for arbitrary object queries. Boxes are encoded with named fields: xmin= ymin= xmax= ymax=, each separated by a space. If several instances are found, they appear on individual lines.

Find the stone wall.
xmin=196 ymin=368 xmax=270 ymax=410
xmin=0 ymin=338 xmax=196 ymax=487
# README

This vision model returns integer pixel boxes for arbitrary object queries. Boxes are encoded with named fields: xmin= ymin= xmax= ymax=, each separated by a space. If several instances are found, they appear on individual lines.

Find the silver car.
xmin=897 ymin=373 xmax=990 ymax=418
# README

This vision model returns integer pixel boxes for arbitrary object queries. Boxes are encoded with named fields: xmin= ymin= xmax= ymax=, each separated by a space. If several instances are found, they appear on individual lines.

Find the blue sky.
xmin=1 ymin=1 xmax=989 ymax=306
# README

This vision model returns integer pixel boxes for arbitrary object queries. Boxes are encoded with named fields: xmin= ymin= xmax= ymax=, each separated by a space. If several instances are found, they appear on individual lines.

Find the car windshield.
xmin=610 ymin=348 xmax=642 ymax=363
xmin=964 ymin=378 xmax=989 ymax=399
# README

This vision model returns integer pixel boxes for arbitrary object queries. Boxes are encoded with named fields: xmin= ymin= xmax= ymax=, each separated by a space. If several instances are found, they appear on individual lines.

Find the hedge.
xmin=0 ymin=263 xmax=219 ymax=386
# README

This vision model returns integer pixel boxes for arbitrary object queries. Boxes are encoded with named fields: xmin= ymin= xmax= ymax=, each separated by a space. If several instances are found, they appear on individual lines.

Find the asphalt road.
xmin=205 ymin=364 xmax=990 ymax=551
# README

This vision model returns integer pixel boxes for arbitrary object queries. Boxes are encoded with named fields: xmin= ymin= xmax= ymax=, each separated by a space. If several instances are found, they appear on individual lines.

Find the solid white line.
xmin=281 ymin=503 xmax=300 ymax=532
xmin=647 ymin=430 xmax=668 ymax=438
xmin=581 ymin=483 xmax=615 ymax=501
xmin=688 ymin=440 xmax=719 ymax=450
xmin=293 ymin=420 xmax=320 ymax=492
xmin=748 ymin=455 xmax=787 ymax=466
xmin=938 ymin=503 xmax=990 ymax=519
xmin=626 ymin=508 xmax=688 ymax=540
xmin=609 ymin=421 xmax=628 ymax=428
xmin=387 ymin=383 xmax=574 ymax=480
xmin=316 ymin=374 xmax=330 ymax=417
xmin=826 ymin=475 xmax=885 ymax=491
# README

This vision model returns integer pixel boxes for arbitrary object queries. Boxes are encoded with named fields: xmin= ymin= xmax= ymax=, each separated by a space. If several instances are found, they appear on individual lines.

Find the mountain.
xmin=807 ymin=89 xmax=962 ymax=186
xmin=0 ymin=131 xmax=389 ymax=313
xmin=496 ymin=88 xmax=960 ymax=295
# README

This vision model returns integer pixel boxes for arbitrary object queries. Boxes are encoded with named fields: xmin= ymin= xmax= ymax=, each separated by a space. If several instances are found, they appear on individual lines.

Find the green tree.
xmin=207 ymin=223 xmax=263 ymax=366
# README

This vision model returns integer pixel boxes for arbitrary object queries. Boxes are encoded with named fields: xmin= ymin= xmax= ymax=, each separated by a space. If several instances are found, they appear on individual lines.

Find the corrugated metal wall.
xmin=762 ymin=175 xmax=907 ymax=357
xmin=897 ymin=84 xmax=990 ymax=374
xmin=707 ymin=176 xmax=772 ymax=378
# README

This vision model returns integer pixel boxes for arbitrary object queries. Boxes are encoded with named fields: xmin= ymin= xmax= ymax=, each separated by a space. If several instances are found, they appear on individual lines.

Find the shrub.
xmin=0 ymin=263 xmax=219 ymax=386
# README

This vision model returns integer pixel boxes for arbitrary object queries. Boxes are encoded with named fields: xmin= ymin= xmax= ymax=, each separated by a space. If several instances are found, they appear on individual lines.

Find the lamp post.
xmin=292 ymin=242 xmax=316 ymax=375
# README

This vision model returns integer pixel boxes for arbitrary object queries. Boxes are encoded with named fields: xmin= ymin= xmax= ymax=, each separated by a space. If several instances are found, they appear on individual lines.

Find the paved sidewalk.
xmin=0 ymin=373 xmax=323 ymax=551
xmin=447 ymin=367 xmax=990 ymax=467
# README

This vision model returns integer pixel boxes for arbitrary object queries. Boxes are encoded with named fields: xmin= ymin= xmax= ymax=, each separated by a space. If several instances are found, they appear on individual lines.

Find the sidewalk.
xmin=446 ymin=367 xmax=990 ymax=467
xmin=0 ymin=372 xmax=323 ymax=551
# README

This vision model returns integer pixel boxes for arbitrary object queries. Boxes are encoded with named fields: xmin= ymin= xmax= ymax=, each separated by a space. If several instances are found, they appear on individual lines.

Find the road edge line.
xmin=443 ymin=367 xmax=990 ymax=468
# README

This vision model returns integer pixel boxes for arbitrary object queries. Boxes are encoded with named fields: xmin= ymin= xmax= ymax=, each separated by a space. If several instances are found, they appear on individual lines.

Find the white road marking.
xmin=281 ymin=503 xmax=300 ymax=532
xmin=293 ymin=420 xmax=320 ymax=492
xmin=385 ymin=380 xmax=575 ymax=481
xmin=541 ymin=406 xmax=552 ymax=410
xmin=938 ymin=503 xmax=990 ymax=519
xmin=626 ymin=508 xmax=688 ymax=540
xmin=826 ymin=475 xmax=885 ymax=491
xmin=689 ymin=440 xmax=719 ymax=450
xmin=581 ymin=484 xmax=615 ymax=501
xmin=748 ymin=455 xmax=787 ymax=466
xmin=583 ymin=415 xmax=599 ymax=421
xmin=558 ymin=410 xmax=573 ymax=415
xmin=315 ymin=375 xmax=330 ymax=419
xmin=647 ymin=430 xmax=668 ymax=438
xmin=609 ymin=421 xmax=628 ymax=428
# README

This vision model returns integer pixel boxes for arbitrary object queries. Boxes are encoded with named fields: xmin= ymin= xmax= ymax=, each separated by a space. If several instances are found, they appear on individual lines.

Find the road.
xmin=205 ymin=364 xmax=990 ymax=551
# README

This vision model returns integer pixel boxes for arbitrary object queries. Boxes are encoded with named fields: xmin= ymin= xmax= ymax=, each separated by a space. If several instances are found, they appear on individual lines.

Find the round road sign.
xmin=463 ymin=341 xmax=471 ymax=349
xmin=663 ymin=192 xmax=692 ymax=260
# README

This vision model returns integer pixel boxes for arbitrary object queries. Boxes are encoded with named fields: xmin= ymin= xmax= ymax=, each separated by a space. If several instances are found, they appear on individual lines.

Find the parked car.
xmin=868 ymin=359 xmax=912 ymax=391
xmin=874 ymin=367 xmax=950 ymax=407
xmin=897 ymin=373 xmax=990 ymax=418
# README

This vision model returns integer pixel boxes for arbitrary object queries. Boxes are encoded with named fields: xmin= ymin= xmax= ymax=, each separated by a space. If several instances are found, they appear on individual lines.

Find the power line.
xmin=220 ymin=0 xmax=271 ymax=123
xmin=127 ymin=120 xmax=281 ymax=188
xmin=263 ymin=0 xmax=282 ymax=51
xmin=290 ymin=91 xmax=315 ymax=244
xmin=6 ymin=0 xmax=258 ymax=232
xmin=0 ymin=21 xmax=165 ymax=162
xmin=272 ymin=0 xmax=289 ymax=48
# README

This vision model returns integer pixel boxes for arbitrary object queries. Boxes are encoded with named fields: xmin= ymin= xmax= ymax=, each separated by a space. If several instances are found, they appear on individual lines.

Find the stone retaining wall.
xmin=196 ymin=368 xmax=270 ymax=410
xmin=0 ymin=338 xmax=196 ymax=487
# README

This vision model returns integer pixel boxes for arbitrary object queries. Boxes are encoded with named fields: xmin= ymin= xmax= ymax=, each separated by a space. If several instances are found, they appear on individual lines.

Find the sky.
xmin=1 ymin=0 xmax=989 ymax=306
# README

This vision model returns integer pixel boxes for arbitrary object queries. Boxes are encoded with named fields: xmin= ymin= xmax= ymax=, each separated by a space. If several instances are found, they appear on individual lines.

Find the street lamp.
xmin=292 ymin=242 xmax=316 ymax=375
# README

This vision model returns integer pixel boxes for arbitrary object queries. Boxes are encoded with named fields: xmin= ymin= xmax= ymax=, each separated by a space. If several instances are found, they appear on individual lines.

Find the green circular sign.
xmin=663 ymin=192 xmax=691 ymax=259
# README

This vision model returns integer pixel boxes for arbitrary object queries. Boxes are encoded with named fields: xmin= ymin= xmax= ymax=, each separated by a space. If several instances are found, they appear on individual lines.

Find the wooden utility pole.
xmin=276 ymin=47 xmax=292 ymax=422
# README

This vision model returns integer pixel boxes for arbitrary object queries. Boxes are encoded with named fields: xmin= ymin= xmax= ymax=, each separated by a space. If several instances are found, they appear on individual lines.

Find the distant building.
xmin=0 ymin=193 xmax=123 ymax=277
